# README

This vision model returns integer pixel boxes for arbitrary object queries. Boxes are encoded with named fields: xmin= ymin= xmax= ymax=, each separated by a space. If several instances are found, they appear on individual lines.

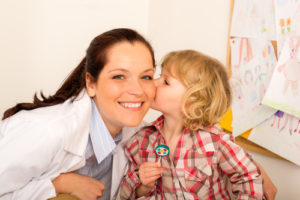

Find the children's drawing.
xmin=262 ymin=36 xmax=300 ymax=118
xmin=280 ymin=114 xmax=294 ymax=134
xmin=269 ymin=111 xmax=296 ymax=134
xmin=230 ymin=0 xmax=276 ymax=40
xmin=249 ymin=113 xmax=300 ymax=166
xmin=230 ymin=75 xmax=244 ymax=111
xmin=270 ymin=110 xmax=284 ymax=128
xmin=275 ymin=0 xmax=300 ymax=54
xmin=230 ymin=38 xmax=277 ymax=137
xmin=277 ymin=37 xmax=300 ymax=95
xmin=294 ymin=119 xmax=300 ymax=133
xmin=244 ymin=70 xmax=260 ymax=108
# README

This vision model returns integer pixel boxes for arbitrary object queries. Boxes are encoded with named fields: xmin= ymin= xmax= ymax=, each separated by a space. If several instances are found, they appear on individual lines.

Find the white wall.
xmin=1 ymin=0 xmax=300 ymax=199
xmin=0 ymin=0 xmax=149 ymax=116
xmin=249 ymin=151 xmax=300 ymax=200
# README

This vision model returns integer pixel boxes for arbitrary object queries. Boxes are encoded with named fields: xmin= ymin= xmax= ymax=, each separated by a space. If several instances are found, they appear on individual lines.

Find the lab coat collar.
xmin=63 ymin=90 xmax=92 ymax=157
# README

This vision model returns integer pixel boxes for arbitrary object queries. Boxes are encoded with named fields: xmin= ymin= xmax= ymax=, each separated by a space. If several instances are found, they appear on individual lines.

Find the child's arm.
xmin=119 ymin=137 xmax=161 ymax=199
xmin=218 ymin=134 xmax=263 ymax=200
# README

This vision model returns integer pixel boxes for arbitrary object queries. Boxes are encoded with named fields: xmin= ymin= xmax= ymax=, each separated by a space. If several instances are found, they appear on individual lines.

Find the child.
xmin=119 ymin=50 xmax=263 ymax=199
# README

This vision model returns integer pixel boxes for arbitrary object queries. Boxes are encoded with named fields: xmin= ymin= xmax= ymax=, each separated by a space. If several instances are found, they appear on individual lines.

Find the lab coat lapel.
xmin=63 ymin=90 xmax=91 ymax=157
xmin=110 ymin=123 xmax=147 ymax=199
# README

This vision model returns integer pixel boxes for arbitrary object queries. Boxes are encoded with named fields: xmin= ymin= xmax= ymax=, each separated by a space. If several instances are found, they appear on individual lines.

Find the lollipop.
xmin=155 ymin=144 xmax=170 ymax=162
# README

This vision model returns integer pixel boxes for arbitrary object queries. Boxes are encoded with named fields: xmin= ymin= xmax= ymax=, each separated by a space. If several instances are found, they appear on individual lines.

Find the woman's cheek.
xmin=145 ymin=81 xmax=156 ymax=100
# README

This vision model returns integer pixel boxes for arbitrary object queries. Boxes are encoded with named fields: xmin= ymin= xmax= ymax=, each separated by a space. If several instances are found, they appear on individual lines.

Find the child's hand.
xmin=139 ymin=162 xmax=162 ymax=188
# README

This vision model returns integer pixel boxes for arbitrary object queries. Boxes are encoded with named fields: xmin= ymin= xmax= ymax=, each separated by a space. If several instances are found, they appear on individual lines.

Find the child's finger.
xmin=148 ymin=174 xmax=161 ymax=182
xmin=141 ymin=168 xmax=162 ymax=178
xmin=143 ymin=175 xmax=161 ymax=185
xmin=142 ymin=162 xmax=161 ymax=168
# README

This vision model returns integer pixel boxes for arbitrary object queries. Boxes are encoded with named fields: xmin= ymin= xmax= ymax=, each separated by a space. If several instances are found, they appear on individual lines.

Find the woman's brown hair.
xmin=2 ymin=28 xmax=155 ymax=120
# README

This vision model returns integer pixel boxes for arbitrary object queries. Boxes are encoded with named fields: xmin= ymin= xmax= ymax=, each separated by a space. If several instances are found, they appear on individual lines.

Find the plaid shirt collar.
xmin=151 ymin=115 xmax=222 ymax=136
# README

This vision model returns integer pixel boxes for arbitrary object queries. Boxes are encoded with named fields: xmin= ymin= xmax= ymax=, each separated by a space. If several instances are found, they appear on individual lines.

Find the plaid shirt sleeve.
xmin=217 ymin=133 xmax=263 ymax=200
xmin=119 ymin=135 xmax=143 ymax=200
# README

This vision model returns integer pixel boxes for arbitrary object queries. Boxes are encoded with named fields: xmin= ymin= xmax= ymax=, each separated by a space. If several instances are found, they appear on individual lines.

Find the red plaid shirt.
xmin=120 ymin=116 xmax=263 ymax=200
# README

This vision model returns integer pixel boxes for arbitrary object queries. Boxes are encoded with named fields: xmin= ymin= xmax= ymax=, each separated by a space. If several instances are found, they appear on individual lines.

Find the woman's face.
xmin=86 ymin=41 xmax=155 ymax=135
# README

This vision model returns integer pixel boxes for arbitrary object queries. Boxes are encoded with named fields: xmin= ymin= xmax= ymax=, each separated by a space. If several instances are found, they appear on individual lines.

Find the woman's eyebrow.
xmin=108 ymin=68 xmax=154 ymax=73
xmin=143 ymin=68 xmax=155 ymax=73
xmin=108 ymin=68 xmax=126 ymax=72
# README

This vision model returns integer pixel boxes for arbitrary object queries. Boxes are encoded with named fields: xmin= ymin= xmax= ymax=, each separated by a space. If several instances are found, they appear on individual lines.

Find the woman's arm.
xmin=254 ymin=161 xmax=277 ymax=200
xmin=52 ymin=172 xmax=105 ymax=200
xmin=0 ymin=124 xmax=60 ymax=199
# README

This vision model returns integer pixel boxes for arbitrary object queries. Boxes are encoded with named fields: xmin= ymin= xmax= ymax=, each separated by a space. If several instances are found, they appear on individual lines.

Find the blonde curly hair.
xmin=161 ymin=50 xmax=232 ymax=130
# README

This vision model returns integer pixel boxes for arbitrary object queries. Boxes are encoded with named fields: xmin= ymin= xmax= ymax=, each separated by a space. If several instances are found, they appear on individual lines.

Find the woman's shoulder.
xmin=1 ymin=93 xmax=91 ymax=139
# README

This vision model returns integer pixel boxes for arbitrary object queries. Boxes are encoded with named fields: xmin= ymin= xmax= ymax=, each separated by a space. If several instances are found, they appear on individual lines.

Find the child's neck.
xmin=162 ymin=118 xmax=183 ymax=138
xmin=161 ymin=115 xmax=184 ymax=160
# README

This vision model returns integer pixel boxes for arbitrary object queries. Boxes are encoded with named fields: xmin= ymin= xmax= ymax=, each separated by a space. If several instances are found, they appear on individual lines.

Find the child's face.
xmin=152 ymin=68 xmax=186 ymax=117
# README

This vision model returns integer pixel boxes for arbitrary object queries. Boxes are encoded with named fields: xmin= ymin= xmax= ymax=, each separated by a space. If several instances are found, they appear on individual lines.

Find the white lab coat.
xmin=0 ymin=90 xmax=143 ymax=200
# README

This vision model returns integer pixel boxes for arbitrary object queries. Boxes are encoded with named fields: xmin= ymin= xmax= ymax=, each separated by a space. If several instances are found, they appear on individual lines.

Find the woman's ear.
xmin=85 ymin=72 xmax=96 ymax=97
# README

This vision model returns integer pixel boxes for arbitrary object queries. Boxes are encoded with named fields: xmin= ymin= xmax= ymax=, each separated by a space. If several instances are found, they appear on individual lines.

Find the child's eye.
xmin=142 ymin=75 xmax=153 ymax=80
xmin=164 ymin=79 xmax=169 ymax=85
xmin=112 ymin=75 xmax=124 ymax=79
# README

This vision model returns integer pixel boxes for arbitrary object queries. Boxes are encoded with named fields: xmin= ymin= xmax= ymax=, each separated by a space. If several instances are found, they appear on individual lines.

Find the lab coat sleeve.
xmin=0 ymin=120 xmax=62 ymax=200
xmin=0 ymin=178 xmax=56 ymax=200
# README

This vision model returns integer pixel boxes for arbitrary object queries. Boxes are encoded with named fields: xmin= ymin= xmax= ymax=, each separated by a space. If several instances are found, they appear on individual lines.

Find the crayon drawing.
xmin=262 ymin=36 xmax=300 ymax=118
xmin=275 ymin=0 xmax=300 ymax=54
xmin=230 ymin=0 xmax=276 ymax=40
xmin=230 ymin=38 xmax=277 ymax=137
xmin=249 ymin=112 xmax=300 ymax=165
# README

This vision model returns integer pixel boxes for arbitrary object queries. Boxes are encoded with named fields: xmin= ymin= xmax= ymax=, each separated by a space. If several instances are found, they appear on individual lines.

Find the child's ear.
xmin=85 ymin=72 xmax=96 ymax=97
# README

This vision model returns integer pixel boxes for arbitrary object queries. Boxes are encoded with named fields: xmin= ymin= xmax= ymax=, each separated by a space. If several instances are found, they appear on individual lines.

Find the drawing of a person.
xmin=271 ymin=110 xmax=284 ymax=128
xmin=294 ymin=119 xmax=300 ymax=133
xmin=244 ymin=70 xmax=259 ymax=109
xmin=278 ymin=37 xmax=300 ymax=96
xmin=280 ymin=114 xmax=294 ymax=135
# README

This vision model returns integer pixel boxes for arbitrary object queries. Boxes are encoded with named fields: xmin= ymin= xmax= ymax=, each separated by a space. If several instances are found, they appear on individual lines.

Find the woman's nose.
xmin=127 ymin=79 xmax=144 ymax=95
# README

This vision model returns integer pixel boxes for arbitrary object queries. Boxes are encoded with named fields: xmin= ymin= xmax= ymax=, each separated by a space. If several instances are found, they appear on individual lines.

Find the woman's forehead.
xmin=103 ymin=41 xmax=153 ymax=72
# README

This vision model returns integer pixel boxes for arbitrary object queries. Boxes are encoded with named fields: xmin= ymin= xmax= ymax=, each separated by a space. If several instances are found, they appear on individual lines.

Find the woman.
xmin=0 ymin=28 xmax=156 ymax=200
xmin=0 ymin=28 xmax=276 ymax=200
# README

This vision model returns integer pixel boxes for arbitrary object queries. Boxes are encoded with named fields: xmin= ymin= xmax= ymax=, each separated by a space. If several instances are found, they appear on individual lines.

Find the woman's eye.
xmin=142 ymin=75 xmax=153 ymax=80
xmin=112 ymin=75 xmax=124 ymax=79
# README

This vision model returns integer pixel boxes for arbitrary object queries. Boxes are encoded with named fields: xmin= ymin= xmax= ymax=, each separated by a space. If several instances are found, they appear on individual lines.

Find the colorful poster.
xmin=275 ymin=0 xmax=300 ymax=54
xmin=230 ymin=38 xmax=277 ymax=137
xmin=262 ymin=36 xmax=300 ymax=118
xmin=230 ymin=0 xmax=276 ymax=40
xmin=249 ymin=112 xmax=300 ymax=166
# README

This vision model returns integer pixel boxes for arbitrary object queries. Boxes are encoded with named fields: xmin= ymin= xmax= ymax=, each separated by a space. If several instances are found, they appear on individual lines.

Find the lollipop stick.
xmin=158 ymin=156 xmax=161 ymax=163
